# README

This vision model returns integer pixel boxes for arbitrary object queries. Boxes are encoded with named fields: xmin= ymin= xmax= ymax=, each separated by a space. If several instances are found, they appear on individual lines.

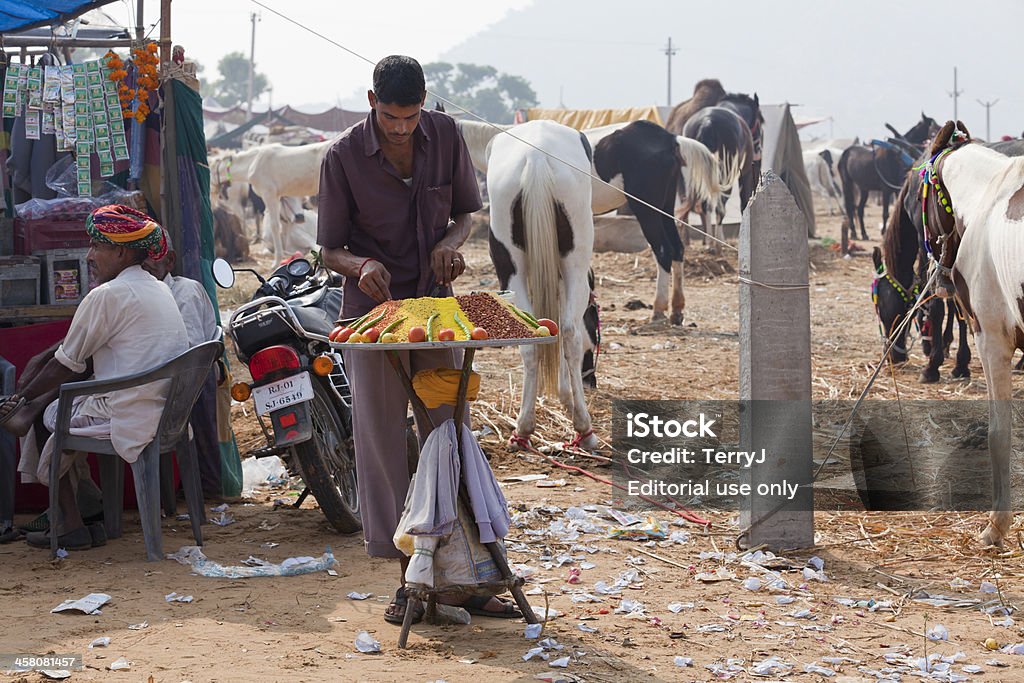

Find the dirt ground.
xmin=4 ymin=202 xmax=1024 ymax=683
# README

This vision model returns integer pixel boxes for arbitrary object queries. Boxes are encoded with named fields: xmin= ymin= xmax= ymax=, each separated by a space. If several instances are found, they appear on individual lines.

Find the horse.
xmin=212 ymin=202 xmax=250 ymax=263
xmin=804 ymin=149 xmax=843 ymax=214
xmin=839 ymin=115 xmax=939 ymax=244
xmin=920 ymin=120 xmax=1024 ymax=546
xmin=871 ymin=178 xmax=970 ymax=382
xmin=587 ymin=120 xmax=720 ymax=324
xmin=679 ymin=106 xmax=755 ymax=252
xmin=486 ymin=120 xmax=598 ymax=451
xmin=665 ymin=78 xmax=727 ymax=135
xmin=718 ymin=91 xmax=763 ymax=179
xmin=211 ymin=140 xmax=332 ymax=262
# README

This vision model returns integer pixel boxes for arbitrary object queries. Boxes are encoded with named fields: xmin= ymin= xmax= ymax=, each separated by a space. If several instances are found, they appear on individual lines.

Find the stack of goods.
xmin=329 ymin=292 xmax=558 ymax=344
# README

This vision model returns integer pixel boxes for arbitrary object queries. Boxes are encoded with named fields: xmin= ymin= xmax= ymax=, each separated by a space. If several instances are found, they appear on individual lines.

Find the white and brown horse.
xmin=486 ymin=120 xmax=598 ymax=450
xmin=923 ymin=120 xmax=1024 ymax=545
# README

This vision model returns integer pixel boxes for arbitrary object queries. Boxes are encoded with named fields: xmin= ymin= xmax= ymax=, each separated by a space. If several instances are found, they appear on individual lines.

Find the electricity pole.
xmin=247 ymin=11 xmax=260 ymax=117
xmin=663 ymin=37 xmax=678 ymax=106
xmin=977 ymin=98 xmax=998 ymax=140
xmin=947 ymin=67 xmax=964 ymax=121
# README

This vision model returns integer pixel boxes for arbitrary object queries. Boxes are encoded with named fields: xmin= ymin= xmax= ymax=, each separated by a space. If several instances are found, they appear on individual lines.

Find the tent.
xmin=525 ymin=105 xmax=663 ymax=130
xmin=0 ymin=1 xmax=118 ymax=32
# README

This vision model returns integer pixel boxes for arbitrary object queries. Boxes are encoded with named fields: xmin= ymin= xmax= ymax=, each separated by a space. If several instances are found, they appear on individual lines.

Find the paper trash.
xmin=109 ymin=657 xmax=131 ymax=670
xmin=166 ymin=545 xmax=335 ymax=578
xmin=354 ymin=631 xmax=380 ymax=653
xmin=88 ymin=637 xmax=111 ymax=648
xmin=51 ymin=593 xmax=110 ymax=614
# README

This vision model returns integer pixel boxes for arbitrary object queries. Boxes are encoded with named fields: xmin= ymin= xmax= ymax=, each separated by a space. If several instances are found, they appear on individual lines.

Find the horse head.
xmin=919 ymin=120 xmax=972 ymax=294
xmin=904 ymin=113 xmax=941 ymax=146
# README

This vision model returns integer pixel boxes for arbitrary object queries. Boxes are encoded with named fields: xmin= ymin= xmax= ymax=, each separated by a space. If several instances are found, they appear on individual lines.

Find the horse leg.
xmin=559 ymin=275 xmax=598 ymax=450
xmin=264 ymin=192 xmax=285 ymax=263
xmin=652 ymin=263 xmax=670 ymax=322
xmin=976 ymin=330 xmax=1015 ymax=546
xmin=669 ymin=258 xmax=685 ymax=326
xmin=951 ymin=305 xmax=971 ymax=378
xmin=919 ymin=298 xmax=945 ymax=383
xmin=881 ymin=191 xmax=891 ymax=238
xmin=511 ymin=343 xmax=540 ymax=450
xmin=857 ymin=191 xmax=869 ymax=241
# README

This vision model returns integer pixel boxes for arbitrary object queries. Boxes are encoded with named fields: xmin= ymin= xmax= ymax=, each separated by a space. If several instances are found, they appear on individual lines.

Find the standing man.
xmin=318 ymin=55 xmax=518 ymax=624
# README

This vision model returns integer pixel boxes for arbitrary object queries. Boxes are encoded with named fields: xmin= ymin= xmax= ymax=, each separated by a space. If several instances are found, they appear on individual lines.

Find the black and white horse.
xmin=921 ymin=120 xmax=1024 ymax=546
xmin=485 ymin=120 xmax=599 ymax=450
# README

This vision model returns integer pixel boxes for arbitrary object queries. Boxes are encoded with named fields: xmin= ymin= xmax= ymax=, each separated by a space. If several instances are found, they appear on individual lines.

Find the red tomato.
xmin=335 ymin=327 xmax=355 ymax=343
xmin=407 ymin=326 xmax=427 ymax=343
xmin=437 ymin=328 xmax=456 ymax=342
xmin=536 ymin=318 xmax=559 ymax=336
xmin=363 ymin=327 xmax=381 ymax=343
xmin=328 ymin=326 xmax=344 ymax=342
xmin=470 ymin=327 xmax=489 ymax=340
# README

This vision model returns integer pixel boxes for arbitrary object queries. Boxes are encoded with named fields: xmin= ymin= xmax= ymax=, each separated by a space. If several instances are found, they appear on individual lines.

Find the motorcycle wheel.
xmin=291 ymin=377 xmax=361 ymax=533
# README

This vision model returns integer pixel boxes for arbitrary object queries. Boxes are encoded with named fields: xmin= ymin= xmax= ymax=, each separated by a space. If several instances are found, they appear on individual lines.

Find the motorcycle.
xmin=212 ymin=256 xmax=360 ymax=533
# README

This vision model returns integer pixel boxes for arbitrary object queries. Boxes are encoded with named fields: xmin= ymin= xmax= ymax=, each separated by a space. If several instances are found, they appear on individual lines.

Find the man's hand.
xmin=430 ymin=244 xmax=466 ymax=287
xmin=359 ymin=260 xmax=392 ymax=303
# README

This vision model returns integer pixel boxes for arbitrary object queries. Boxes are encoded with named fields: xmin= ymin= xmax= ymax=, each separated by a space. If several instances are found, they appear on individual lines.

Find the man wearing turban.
xmin=0 ymin=205 xmax=188 ymax=551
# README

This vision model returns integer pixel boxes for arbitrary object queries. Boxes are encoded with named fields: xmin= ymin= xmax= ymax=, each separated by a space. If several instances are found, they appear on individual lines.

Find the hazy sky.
xmin=102 ymin=0 xmax=1021 ymax=141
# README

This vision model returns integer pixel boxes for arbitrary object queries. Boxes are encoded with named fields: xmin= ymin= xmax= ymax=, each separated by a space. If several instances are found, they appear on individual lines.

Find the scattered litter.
xmin=751 ymin=656 xmax=792 ymax=676
xmin=994 ymin=616 xmax=1015 ymax=627
xmin=241 ymin=455 xmax=289 ymax=495
xmin=926 ymin=624 xmax=949 ymax=641
xmin=258 ymin=520 xmax=279 ymax=531
xmin=523 ymin=647 xmax=547 ymax=661
xmin=570 ymin=593 xmax=602 ymax=604
xmin=503 ymin=474 xmax=549 ymax=483
xmin=962 ymin=665 xmax=983 ymax=674
xmin=109 ymin=657 xmax=131 ymax=671
xmin=613 ymin=599 xmax=646 ymax=616
xmin=166 ymin=545 xmax=335 ymax=578
xmin=211 ymin=503 xmax=230 ymax=513
xmin=803 ymin=663 xmax=836 ymax=677
xmin=175 ymin=513 xmax=190 ymax=521
xmin=667 ymin=602 xmax=693 ymax=613
xmin=537 ymin=479 xmax=567 ymax=488
xmin=566 ymin=568 xmax=581 ymax=584
xmin=802 ymin=567 xmax=827 ymax=582
xmin=980 ymin=581 xmax=999 ymax=593
xmin=742 ymin=577 xmax=762 ymax=591
xmin=695 ymin=567 xmax=735 ymax=582
xmin=776 ymin=596 xmax=796 ymax=605
xmin=51 ymin=593 xmax=110 ymax=615
xmin=674 ymin=656 xmax=693 ymax=667
xmin=533 ymin=606 xmax=559 ymax=620
xmin=55 ymin=548 xmax=68 ymax=559
xmin=609 ymin=516 xmax=667 ymax=540
xmin=127 ymin=622 xmax=148 ymax=630
xmin=1000 ymin=643 xmax=1024 ymax=655
xmin=549 ymin=657 xmax=570 ymax=668
xmin=576 ymin=623 xmax=598 ymax=633
xmin=346 ymin=592 xmax=372 ymax=600
xmin=525 ymin=623 xmax=543 ymax=639
xmin=354 ymin=631 xmax=381 ymax=654
xmin=165 ymin=592 xmax=193 ymax=603
xmin=210 ymin=511 xmax=235 ymax=526
xmin=260 ymin=542 xmax=279 ymax=549
xmin=88 ymin=637 xmax=111 ymax=648
xmin=537 ymin=638 xmax=563 ymax=651
xmin=696 ymin=624 xmax=727 ymax=633
xmin=807 ymin=556 xmax=825 ymax=571
xmin=433 ymin=604 xmax=471 ymax=625
xmin=579 ymin=561 xmax=596 ymax=570
xmin=39 ymin=671 xmax=71 ymax=680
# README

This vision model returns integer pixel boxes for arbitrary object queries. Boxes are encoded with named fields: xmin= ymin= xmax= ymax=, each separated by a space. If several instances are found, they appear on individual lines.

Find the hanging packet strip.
xmin=16 ymin=65 xmax=28 ymax=112
xmin=24 ymin=110 xmax=40 ymax=140
xmin=26 ymin=66 xmax=42 ymax=110
xmin=43 ymin=65 xmax=61 ymax=102
xmin=2 ymin=63 xmax=22 ymax=118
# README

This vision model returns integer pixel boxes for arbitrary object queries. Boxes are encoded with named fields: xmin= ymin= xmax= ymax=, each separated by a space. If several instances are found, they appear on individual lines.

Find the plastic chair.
xmin=47 ymin=340 xmax=224 ymax=561
xmin=160 ymin=326 xmax=225 ymax=518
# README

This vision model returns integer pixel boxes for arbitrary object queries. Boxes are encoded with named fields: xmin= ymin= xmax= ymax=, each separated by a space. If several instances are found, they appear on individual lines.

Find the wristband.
xmin=357 ymin=258 xmax=375 ymax=277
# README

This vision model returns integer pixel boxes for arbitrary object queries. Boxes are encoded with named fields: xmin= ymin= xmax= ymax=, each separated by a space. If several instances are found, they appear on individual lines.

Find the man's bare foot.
xmin=0 ymin=396 xmax=31 ymax=437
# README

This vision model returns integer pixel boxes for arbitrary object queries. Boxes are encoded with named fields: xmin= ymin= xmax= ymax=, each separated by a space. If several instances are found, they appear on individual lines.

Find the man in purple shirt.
xmin=318 ymin=55 xmax=519 ymax=624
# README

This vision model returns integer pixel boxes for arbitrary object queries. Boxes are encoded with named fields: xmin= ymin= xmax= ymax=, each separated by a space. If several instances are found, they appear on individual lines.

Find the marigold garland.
xmin=104 ymin=44 xmax=159 ymax=123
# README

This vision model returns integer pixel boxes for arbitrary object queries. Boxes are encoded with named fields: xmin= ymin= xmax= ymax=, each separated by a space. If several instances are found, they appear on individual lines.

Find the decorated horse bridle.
xmin=917 ymin=127 xmax=971 ymax=290
xmin=213 ymin=155 xmax=234 ymax=200
xmin=871 ymin=262 xmax=920 ymax=354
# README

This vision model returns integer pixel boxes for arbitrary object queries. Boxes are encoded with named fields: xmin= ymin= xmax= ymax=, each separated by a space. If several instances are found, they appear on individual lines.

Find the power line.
xmin=663 ymin=37 xmax=677 ymax=107
xmin=947 ymin=66 xmax=964 ymax=120
xmin=977 ymin=98 xmax=999 ymax=140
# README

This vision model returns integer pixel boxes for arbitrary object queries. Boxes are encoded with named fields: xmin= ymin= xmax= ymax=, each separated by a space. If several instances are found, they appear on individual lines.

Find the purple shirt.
xmin=317 ymin=109 xmax=483 ymax=317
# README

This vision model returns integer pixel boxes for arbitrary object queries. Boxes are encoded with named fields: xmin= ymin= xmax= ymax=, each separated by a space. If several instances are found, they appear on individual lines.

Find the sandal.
xmin=383 ymin=586 xmax=424 ymax=625
xmin=458 ymin=594 xmax=523 ymax=619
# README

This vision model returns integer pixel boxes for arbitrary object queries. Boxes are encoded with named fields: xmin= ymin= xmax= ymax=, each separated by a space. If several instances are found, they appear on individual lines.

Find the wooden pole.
xmin=158 ymin=0 xmax=182 ymax=271
xmin=738 ymin=171 xmax=814 ymax=551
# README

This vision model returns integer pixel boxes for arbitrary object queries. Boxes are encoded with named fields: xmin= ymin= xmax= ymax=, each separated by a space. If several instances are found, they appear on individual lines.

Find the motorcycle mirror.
xmin=212 ymin=258 xmax=236 ymax=289
xmin=286 ymin=258 xmax=312 ymax=278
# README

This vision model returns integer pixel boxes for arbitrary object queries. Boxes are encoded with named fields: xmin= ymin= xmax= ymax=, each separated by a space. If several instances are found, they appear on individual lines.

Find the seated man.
xmin=0 ymin=205 xmax=188 ymax=550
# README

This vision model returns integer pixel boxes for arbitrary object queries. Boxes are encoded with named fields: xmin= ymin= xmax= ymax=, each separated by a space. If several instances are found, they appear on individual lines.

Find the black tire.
xmin=291 ymin=378 xmax=361 ymax=533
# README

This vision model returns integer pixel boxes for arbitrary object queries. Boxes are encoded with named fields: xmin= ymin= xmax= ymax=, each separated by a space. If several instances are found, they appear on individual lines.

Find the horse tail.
xmin=677 ymin=136 xmax=721 ymax=212
xmin=838 ymin=149 xmax=856 ymax=220
xmin=519 ymin=156 xmax=562 ymax=395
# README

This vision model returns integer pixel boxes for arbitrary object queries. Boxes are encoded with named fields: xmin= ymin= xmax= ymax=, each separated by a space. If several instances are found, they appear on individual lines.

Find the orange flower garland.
xmin=104 ymin=44 xmax=159 ymax=123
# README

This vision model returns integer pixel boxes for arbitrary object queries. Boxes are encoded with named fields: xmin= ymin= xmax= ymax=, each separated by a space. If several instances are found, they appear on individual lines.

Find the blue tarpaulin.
xmin=0 ymin=1 xmax=119 ymax=33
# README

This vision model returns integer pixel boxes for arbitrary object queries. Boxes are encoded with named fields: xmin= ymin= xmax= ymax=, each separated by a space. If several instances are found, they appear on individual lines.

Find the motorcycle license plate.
xmin=253 ymin=371 xmax=314 ymax=416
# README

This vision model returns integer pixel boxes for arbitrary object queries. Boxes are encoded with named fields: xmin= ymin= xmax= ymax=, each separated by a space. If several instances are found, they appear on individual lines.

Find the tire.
xmin=291 ymin=378 xmax=361 ymax=533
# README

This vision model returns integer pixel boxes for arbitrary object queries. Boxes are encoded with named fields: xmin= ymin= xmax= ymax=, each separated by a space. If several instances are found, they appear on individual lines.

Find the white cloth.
xmin=163 ymin=273 xmax=217 ymax=347
xmin=18 ymin=266 xmax=188 ymax=484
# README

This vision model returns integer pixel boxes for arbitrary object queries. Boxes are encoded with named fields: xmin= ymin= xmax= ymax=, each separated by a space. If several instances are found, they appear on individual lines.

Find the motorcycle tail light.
xmin=311 ymin=355 xmax=334 ymax=376
xmin=249 ymin=345 xmax=300 ymax=382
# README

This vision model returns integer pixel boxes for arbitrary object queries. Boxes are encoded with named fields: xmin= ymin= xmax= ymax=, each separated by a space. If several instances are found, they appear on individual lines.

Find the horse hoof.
xmin=508 ymin=433 xmax=532 ymax=451
xmin=669 ymin=313 xmax=684 ymax=326
xmin=565 ymin=431 xmax=600 ymax=451
xmin=980 ymin=524 xmax=1007 ymax=548
xmin=918 ymin=369 xmax=940 ymax=384
xmin=650 ymin=311 xmax=667 ymax=322
xmin=951 ymin=366 xmax=971 ymax=379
